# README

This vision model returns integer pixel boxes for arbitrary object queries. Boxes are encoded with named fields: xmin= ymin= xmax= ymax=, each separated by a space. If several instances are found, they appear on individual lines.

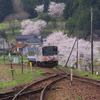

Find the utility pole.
xmin=91 ymin=8 xmax=93 ymax=74
xmin=3 ymin=40 xmax=5 ymax=64
xmin=64 ymin=39 xmax=77 ymax=67
xmin=76 ymin=39 xmax=78 ymax=69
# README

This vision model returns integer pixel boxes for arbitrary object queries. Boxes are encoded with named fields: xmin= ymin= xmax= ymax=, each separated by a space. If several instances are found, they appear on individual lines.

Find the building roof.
xmin=12 ymin=44 xmax=27 ymax=51
xmin=15 ymin=35 xmax=38 ymax=40
xmin=26 ymin=37 xmax=41 ymax=43
xmin=15 ymin=35 xmax=45 ymax=43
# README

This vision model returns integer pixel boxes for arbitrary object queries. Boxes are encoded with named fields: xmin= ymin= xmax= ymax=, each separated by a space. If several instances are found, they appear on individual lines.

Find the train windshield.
xmin=28 ymin=49 xmax=36 ymax=56
xmin=42 ymin=46 xmax=58 ymax=56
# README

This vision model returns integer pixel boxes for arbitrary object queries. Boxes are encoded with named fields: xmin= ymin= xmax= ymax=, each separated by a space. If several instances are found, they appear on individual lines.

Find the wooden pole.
xmin=91 ymin=8 xmax=93 ymax=74
xmin=76 ymin=39 xmax=78 ymax=69
xmin=21 ymin=55 xmax=23 ymax=73
xmin=10 ymin=63 xmax=14 ymax=80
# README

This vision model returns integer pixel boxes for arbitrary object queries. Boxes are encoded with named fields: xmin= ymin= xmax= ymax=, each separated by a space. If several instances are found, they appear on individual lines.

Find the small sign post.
xmin=78 ymin=60 xmax=82 ymax=65
xmin=96 ymin=72 xmax=98 ymax=76
xmin=9 ymin=60 xmax=15 ymax=80
xmin=78 ymin=59 xmax=82 ymax=70
xmin=25 ymin=61 xmax=28 ymax=73
xmin=29 ymin=62 xmax=33 ymax=71
xmin=70 ymin=66 xmax=73 ymax=85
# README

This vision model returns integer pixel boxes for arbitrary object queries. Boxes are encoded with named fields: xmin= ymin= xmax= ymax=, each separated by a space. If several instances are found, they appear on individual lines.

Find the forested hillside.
xmin=0 ymin=0 xmax=13 ymax=22
xmin=21 ymin=0 xmax=67 ymax=18
xmin=63 ymin=0 xmax=100 ymax=39
xmin=0 ymin=0 xmax=100 ymax=39
xmin=21 ymin=0 xmax=100 ymax=39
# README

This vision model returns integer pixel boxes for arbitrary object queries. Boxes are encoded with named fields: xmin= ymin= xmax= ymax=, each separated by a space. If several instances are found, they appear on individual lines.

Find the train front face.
xmin=42 ymin=45 xmax=58 ymax=67
xmin=27 ymin=48 xmax=37 ymax=66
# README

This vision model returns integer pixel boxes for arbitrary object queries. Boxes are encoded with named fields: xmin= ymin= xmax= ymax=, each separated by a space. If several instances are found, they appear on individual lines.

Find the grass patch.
xmin=53 ymin=89 xmax=60 ymax=91
xmin=52 ymin=65 xmax=62 ymax=69
xmin=65 ymin=66 xmax=100 ymax=79
xmin=0 ymin=55 xmax=28 ymax=64
xmin=7 ymin=34 xmax=16 ymax=41
xmin=55 ymin=65 xmax=62 ymax=68
xmin=0 ymin=66 xmax=45 ymax=89
xmin=66 ymin=66 xmax=72 ymax=69
xmin=52 ymin=67 xmax=57 ymax=69
xmin=0 ymin=18 xmax=67 ymax=40
xmin=0 ymin=22 xmax=9 ymax=28
xmin=30 ymin=18 xmax=38 ymax=22
xmin=52 ymin=65 xmax=100 ymax=79
xmin=73 ymin=69 xmax=100 ymax=79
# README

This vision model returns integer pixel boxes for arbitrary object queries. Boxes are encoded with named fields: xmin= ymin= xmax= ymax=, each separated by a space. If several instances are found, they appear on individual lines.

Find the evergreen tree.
xmin=64 ymin=0 xmax=100 ymax=38
xmin=0 ymin=0 xmax=13 ymax=22
xmin=38 ymin=13 xmax=51 ymax=23
xmin=43 ymin=0 xmax=50 ymax=12
xmin=21 ymin=0 xmax=38 ymax=18
xmin=63 ymin=0 xmax=73 ymax=20
xmin=0 ymin=30 xmax=7 ymax=38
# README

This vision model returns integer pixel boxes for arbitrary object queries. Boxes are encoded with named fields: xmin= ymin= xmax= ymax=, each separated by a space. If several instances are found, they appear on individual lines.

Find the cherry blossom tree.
xmin=35 ymin=5 xmax=44 ymax=13
xmin=20 ymin=19 xmax=47 ymax=35
xmin=20 ymin=19 xmax=33 ymax=29
xmin=45 ymin=31 xmax=100 ymax=69
xmin=48 ymin=2 xmax=65 ymax=18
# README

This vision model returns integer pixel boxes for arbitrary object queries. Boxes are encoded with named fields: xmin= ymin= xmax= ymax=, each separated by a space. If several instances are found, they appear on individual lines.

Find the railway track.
xmin=0 ymin=91 xmax=16 ymax=100
xmin=0 ymin=74 xmax=57 ymax=100
xmin=57 ymin=67 xmax=100 ymax=87
xmin=12 ymin=67 xmax=69 ymax=100
xmin=0 ymin=66 xmax=100 ymax=100
xmin=73 ymin=75 xmax=100 ymax=86
xmin=0 ymin=67 xmax=69 ymax=100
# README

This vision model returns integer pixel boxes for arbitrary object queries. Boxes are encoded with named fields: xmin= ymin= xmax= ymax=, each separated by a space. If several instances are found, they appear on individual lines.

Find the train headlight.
xmin=43 ymin=57 xmax=46 ymax=59
xmin=54 ymin=55 xmax=57 ymax=57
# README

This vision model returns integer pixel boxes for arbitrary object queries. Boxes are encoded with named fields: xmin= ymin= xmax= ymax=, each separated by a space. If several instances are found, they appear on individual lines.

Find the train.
xmin=27 ymin=45 xmax=58 ymax=68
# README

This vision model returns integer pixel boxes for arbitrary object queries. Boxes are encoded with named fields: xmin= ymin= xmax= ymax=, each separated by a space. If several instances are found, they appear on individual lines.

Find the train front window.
xmin=42 ymin=47 xmax=48 ymax=56
xmin=28 ymin=49 xmax=35 ymax=56
xmin=53 ymin=46 xmax=58 ymax=55
xmin=42 ymin=46 xmax=58 ymax=56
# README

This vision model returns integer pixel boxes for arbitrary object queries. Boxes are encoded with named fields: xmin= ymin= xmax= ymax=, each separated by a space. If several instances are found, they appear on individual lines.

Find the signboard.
xmin=13 ymin=57 xmax=19 ymax=63
xmin=8 ymin=53 xmax=11 ymax=57
xmin=9 ymin=60 xmax=13 ymax=63
xmin=78 ymin=60 xmax=82 ymax=64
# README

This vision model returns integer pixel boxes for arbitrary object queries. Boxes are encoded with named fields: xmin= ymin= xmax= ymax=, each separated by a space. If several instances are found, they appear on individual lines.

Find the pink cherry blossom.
xmin=48 ymin=2 xmax=65 ymax=18
xmin=35 ymin=5 xmax=44 ymax=13
xmin=45 ymin=31 xmax=100 ymax=67
xmin=20 ymin=19 xmax=47 ymax=35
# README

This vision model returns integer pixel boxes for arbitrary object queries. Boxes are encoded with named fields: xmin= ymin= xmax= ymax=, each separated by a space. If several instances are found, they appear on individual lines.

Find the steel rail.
xmin=40 ymin=76 xmax=68 ymax=100
xmin=55 ymin=67 xmax=70 ymax=76
xmin=12 ymin=74 xmax=58 ymax=100
xmin=73 ymin=75 xmax=100 ymax=86
xmin=56 ymin=67 xmax=100 ymax=86
xmin=1 ymin=88 xmax=44 ymax=100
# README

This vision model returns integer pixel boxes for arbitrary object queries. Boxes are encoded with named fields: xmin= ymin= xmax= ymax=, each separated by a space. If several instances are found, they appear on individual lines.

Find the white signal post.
xmin=70 ymin=64 xmax=73 ymax=85
xmin=70 ymin=67 xmax=73 ymax=85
